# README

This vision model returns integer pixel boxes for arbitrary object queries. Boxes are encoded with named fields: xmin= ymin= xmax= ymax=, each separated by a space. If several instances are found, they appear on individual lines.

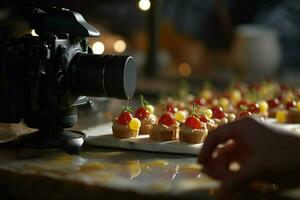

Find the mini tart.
xmin=112 ymin=119 xmax=139 ymax=139
xmin=179 ymin=123 xmax=208 ymax=144
xmin=287 ymin=108 xmax=300 ymax=123
xmin=139 ymin=114 xmax=157 ymax=135
xmin=151 ymin=122 xmax=179 ymax=141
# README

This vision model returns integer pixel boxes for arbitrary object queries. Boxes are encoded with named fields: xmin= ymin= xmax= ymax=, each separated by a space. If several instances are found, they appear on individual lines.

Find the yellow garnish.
xmin=203 ymin=109 xmax=213 ymax=119
xmin=258 ymin=100 xmax=268 ymax=113
xmin=146 ymin=105 xmax=155 ymax=114
xmin=174 ymin=110 xmax=187 ymax=122
xmin=129 ymin=118 xmax=141 ymax=130
xmin=230 ymin=90 xmax=242 ymax=104
xmin=297 ymin=101 xmax=300 ymax=112
xmin=219 ymin=97 xmax=229 ymax=110
xmin=276 ymin=110 xmax=287 ymax=123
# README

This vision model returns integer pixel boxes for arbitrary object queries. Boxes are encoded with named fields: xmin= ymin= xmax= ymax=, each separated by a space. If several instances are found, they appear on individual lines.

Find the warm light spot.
xmin=31 ymin=29 xmax=38 ymax=36
xmin=178 ymin=62 xmax=192 ymax=77
xmin=113 ymin=40 xmax=127 ymax=53
xmin=229 ymin=162 xmax=240 ymax=172
xmin=127 ymin=160 xmax=141 ymax=179
xmin=144 ymin=159 xmax=169 ymax=167
xmin=138 ymin=0 xmax=151 ymax=11
xmin=92 ymin=41 xmax=105 ymax=55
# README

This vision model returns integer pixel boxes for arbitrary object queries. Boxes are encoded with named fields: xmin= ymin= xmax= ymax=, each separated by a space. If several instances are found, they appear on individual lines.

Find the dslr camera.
xmin=0 ymin=6 xmax=136 ymax=153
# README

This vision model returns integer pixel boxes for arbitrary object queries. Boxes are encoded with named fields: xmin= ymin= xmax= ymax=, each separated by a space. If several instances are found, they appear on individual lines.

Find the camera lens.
xmin=69 ymin=53 xmax=136 ymax=99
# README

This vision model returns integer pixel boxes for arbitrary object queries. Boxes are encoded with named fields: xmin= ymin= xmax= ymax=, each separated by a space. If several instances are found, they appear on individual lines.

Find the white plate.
xmin=85 ymin=119 xmax=300 ymax=155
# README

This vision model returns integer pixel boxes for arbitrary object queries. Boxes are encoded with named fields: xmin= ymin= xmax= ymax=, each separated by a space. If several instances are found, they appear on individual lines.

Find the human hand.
xmin=198 ymin=117 xmax=300 ymax=192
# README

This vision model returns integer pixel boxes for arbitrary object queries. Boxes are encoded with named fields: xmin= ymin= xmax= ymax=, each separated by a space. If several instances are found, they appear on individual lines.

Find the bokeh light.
xmin=31 ymin=29 xmax=38 ymax=36
xmin=113 ymin=40 xmax=127 ymax=53
xmin=92 ymin=41 xmax=105 ymax=55
xmin=138 ymin=0 xmax=151 ymax=11
xmin=178 ymin=62 xmax=192 ymax=77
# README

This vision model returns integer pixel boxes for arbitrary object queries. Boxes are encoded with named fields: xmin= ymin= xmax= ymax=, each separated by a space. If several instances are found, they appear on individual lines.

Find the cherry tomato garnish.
xmin=248 ymin=103 xmax=259 ymax=113
xmin=166 ymin=103 xmax=177 ymax=114
xmin=236 ymin=100 xmax=248 ymax=109
xmin=185 ymin=115 xmax=202 ymax=129
xmin=238 ymin=110 xmax=252 ymax=118
xmin=134 ymin=107 xmax=150 ymax=120
xmin=286 ymin=100 xmax=296 ymax=110
xmin=159 ymin=112 xmax=176 ymax=126
xmin=193 ymin=98 xmax=206 ymax=106
xmin=117 ymin=111 xmax=133 ymax=125
xmin=212 ymin=106 xmax=225 ymax=119
xmin=277 ymin=94 xmax=283 ymax=101
xmin=267 ymin=98 xmax=279 ymax=109
xmin=199 ymin=114 xmax=209 ymax=123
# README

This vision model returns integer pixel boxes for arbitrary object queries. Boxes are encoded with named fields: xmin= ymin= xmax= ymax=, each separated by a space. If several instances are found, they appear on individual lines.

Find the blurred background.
xmin=1 ymin=0 xmax=300 ymax=93
xmin=0 ymin=0 xmax=300 ymax=135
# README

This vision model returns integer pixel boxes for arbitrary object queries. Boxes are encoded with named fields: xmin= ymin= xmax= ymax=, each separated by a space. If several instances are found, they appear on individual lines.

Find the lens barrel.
xmin=70 ymin=53 xmax=136 ymax=99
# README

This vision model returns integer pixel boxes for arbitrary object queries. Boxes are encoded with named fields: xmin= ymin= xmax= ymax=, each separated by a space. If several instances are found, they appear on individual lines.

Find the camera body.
xmin=0 ymin=31 xmax=88 ymax=127
xmin=0 ymin=6 xmax=136 ymax=153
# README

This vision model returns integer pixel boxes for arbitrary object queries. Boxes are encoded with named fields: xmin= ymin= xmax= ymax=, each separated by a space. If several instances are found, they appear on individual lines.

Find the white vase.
xmin=233 ymin=24 xmax=281 ymax=80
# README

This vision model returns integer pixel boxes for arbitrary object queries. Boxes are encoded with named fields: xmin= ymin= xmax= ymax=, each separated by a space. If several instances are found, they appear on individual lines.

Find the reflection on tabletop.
xmin=0 ymin=148 xmax=217 ymax=195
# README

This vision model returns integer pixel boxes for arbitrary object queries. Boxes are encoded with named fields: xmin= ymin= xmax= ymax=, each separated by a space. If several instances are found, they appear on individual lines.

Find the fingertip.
xmin=199 ymin=132 xmax=218 ymax=160
xmin=198 ymin=122 xmax=238 ymax=166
